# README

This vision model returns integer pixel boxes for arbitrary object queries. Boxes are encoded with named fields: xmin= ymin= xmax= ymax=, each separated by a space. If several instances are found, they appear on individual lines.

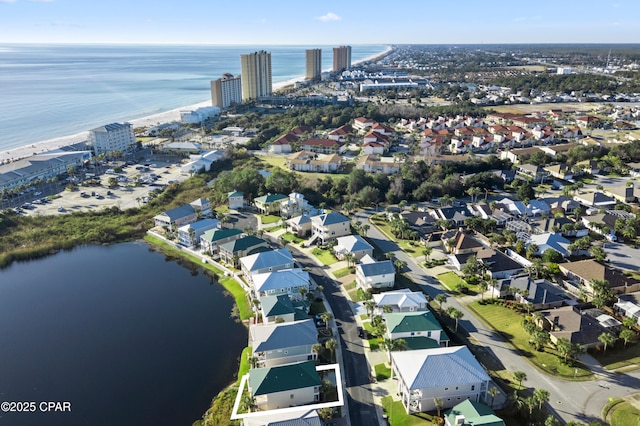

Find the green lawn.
xmin=590 ymin=340 xmax=640 ymax=371
xmin=381 ymin=396 xmax=436 ymax=425
xmin=311 ymin=247 xmax=338 ymax=265
xmin=362 ymin=322 xmax=380 ymax=350
xmin=144 ymin=235 xmax=253 ymax=320
xmin=260 ymin=214 xmax=281 ymax=224
xmin=370 ymin=216 xmax=423 ymax=257
xmin=375 ymin=363 xmax=391 ymax=380
xmin=237 ymin=346 xmax=251 ymax=385
xmin=437 ymin=271 xmax=468 ymax=293
xmin=280 ymin=232 xmax=304 ymax=244
xmin=333 ymin=266 xmax=353 ymax=278
xmin=609 ymin=400 xmax=640 ymax=426
xmin=468 ymin=301 xmax=592 ymax=379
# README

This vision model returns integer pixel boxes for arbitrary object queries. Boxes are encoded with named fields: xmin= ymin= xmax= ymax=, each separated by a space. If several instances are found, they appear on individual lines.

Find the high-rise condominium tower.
xmin=240 ymin=50 xmax=272 ymax=101
xmin=210 ymin=73 xmax=242 ymax=109
xmin=305 ymin=49 xmax=322 ymax=81
xmin=332 ymin=45 xmax=352 ymax=73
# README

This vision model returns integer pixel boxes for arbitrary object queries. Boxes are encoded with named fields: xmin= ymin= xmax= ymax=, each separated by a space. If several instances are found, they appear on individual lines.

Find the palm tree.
xmin=598 ymin=332 xmax=616 ymax=353
xmin=620 ymin=329 xmax=635 ymax=347
xmin=434 ymin=397 xmax=444 ymax=417
xmin=487 ymin=386 xmax=500 ymax=408
xmin=325 ymin=338 xmax=337 ymax=362
xmin=361 ymin=224 xmax=370 ymax=235
xmin=534 ymin=388 xmax=550 ymax=411
xmin=298 ymin=287 xmax=308 ymax=301
xmin=524 ymin=396 xmax=537 ymax=418
xmin=478 ymin=280 xmax=488 ymax=301
xmin=446 ymin=307 xmax=463 ymax=332
xmin=344 ymin=252 xmax=356 ymax=269
xmin=240 ymin=393 xmax=257 ymax=413
xmin=312 ymin=343 xmax=324 ymax=361
xmin=423 ymin=246 xmax=433 ymax=263
xmin=435 ymin=294 xmax=447 ymax=312
xmin=394 ymin=259 xmax=407 ymax=272
xmin=319 ymin=311 xmax=333 ymax=329
xmin=513 ymin=370 xmax=527 ymax=389
xmin=364 ymin=300 xmax=377 ymax=318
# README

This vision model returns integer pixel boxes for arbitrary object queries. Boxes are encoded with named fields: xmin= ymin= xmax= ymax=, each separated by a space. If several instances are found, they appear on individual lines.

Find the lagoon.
xmin=0 ymin=242 xmax=247 ymax=425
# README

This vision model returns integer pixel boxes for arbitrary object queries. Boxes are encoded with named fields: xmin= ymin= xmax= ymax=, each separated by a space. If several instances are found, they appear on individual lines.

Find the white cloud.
xmin=316 ymin=12 xmax=341 ymax=23
xmin=0 ymin=0 xmax=17 ymax=3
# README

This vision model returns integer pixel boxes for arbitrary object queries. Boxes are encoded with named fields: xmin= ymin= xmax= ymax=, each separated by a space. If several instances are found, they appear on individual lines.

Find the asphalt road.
xmin=354 ymin=208 xmax=640 ymax=425
xmin=287 ymin=244 xmax=378 ymax=426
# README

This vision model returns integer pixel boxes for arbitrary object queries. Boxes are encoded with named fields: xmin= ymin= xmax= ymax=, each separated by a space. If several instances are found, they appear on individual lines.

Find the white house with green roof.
xmin=250 ymin=319 xmax=318 ymax=367
xmin=384 ymin=311 xmax=449 ymax=350
xmin=219 ymin=236 xmax=270 ymax=267
xmin=248 ymin=360 xmax=321 ymax=411
xmin=200 ymin=228 xmax=246 ymax=257
xmin=254 ymin=193 xmax=289 ymax=214
xmin=260 ymin=294 xmax=296 ymax=323
xmin=391 ymin=346 xmax=491 ymax=413
xmin=228 ymin=190 xmax=245 ymax=210
xmin=444 ymin=400 xmax=505 ymax=426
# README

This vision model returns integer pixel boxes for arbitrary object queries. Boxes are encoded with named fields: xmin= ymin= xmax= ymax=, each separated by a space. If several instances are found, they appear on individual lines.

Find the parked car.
xmin=357 ymin=327 xmax=366 ymax=339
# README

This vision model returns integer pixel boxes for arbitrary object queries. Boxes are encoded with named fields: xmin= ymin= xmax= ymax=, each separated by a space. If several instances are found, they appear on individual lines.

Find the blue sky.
xmin=1 ymin=0 xmax=639 ymax=45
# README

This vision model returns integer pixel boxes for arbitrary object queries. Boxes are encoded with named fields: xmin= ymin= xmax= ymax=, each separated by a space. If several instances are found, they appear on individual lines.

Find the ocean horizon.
xmin=0 ymin=43 xmax=388 ymax=153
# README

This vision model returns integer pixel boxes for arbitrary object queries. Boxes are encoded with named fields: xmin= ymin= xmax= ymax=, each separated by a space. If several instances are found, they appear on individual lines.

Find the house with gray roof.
xmin=241 ymin=409 xmax=322 ymax=426
xmin=252 ymin=269 xmax=310 ymax=299
xmin=384 ymin=311 xmax=449 ymax=350
xmin=492 ymin=276 xmax=567 ymax=310
xmin=248 ymin=360 xmax=321 ymax=411
xmin=219 ymin=236 xmax=270 ymax=267
xmin=153 ymin=204 xmax=197 ymax=230
xmin=177 ymin=218 xmax=219 ymax=247
xmin=355 ymin=255 xmax=395 ymax=290
xmin=333 ymin=235 xmax=374 ymax=261
xmin=200 ymin=228 xmax=245 ymax=257
xmin=308 ymin=212 xmax=351 ymax=246
xmin=373 ymin=289 xmax=429 ymax=315
xmin=241 ymin=248 xmax=296 ymax=284
xmin=250 ymin=319 xmax=318 ymax=367
xmin=449 ymin=249 xmax=524 ymax=279
xmin=391 ymin=346 xmax=490 ymax=413
xmin=444 ymin=400 xmax=505 ymax=426
xmin=286 ymin=214 xmax=313 ymax=237
xmin=538 ymin=306 xmax=610 ymax=349
xmin=573 ymin=191 xmax=616 ymax=208
xmin=527 ymin=233 xmax=572 ymax=258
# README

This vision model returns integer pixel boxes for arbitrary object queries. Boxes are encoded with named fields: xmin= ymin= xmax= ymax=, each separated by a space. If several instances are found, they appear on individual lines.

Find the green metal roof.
xmin=444 ymin=400 xmax=505 ymax=426
xmin=401 ymin=336 xmax=441 ymax=350
xmin=200 ymin=227 xmax=243 ymax=243
xmin=228 ymin=191 xmax=244 ymax=197
xmin=255 ymin=193 xmax=288 ymax=203
xmin=261 ymin=294 xmax=295 ymax=317
xmin=384 ymin=311 xmax=443 ymax=334
xmin=219 ymin=235 xmax=267 ymax=253
xmin=249 ymin=360 xmax=321 ymax=396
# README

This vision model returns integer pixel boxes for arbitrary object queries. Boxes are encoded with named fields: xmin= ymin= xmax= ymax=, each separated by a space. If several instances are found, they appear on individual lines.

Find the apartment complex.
xmin=240 ymin=50 xmax=272 ymax=101
xmin=210 ymin=73 xmax=242 ymax=109
xmin=333 ymin=45 xmax=351 ymax=72
xmin=88 ymin=122 xmax=135 ymax=156
xmin=305 ymin=48 xmax=322 ymax=81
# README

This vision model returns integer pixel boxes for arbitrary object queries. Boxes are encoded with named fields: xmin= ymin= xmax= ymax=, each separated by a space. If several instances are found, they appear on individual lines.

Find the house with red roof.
xmin=300 ymin=138 xmax=346 ymax=154
xmin=269 ymin=133 xmax=298 ymax=154
xmin=353 ymin=117 xmax=374 ymax=133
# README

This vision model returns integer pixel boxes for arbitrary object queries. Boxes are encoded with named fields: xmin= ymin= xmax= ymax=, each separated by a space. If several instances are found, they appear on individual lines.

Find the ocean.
xmin=0 ymin=44 xmax=387 ymax=153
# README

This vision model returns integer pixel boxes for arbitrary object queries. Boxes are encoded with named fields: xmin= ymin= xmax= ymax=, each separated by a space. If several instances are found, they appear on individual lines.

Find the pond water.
xmin=0 ymin=242 xmax=247 ymax=425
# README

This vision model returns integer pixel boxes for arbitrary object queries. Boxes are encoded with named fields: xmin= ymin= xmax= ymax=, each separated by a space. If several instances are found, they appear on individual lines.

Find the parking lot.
xmin=17 ymin=162 xmax=186 ymax=216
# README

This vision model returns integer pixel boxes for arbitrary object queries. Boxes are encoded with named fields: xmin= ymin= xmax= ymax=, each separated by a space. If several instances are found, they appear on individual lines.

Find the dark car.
xmin=357 ymin=327 xmax=366 ymax=339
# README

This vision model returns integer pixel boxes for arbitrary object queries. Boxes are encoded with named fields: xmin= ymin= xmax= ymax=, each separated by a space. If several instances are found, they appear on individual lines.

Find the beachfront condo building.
xmin=333 ymin=45 xmax=352 ymax=73
xmin=305 ymin=49 xmax=322 ymax=81
xmin=240 ymin=50 xmax=272 ymax=101
xmin=88 ymin=122 xmax=135 ymax=156
xmin=210 ymin=73 xmax=242 ymax=109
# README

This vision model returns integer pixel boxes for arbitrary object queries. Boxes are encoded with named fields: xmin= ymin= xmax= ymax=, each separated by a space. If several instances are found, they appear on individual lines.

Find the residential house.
xmin=516 ymin=163 xmax=547 ymax=183
xmin=356 ymin=155 xmax=402 ymax=174
xmin=328 ymin=124 xmax=353 ymax=142
xmin=581 ymin=213 xmax=618 ymax=241
xmin=355 ymin=255 xmax=396 ymax=291
xmin=269 ymin=133 xmax=297 ymax=154
xmin=189 ymin=198 xmax=212 ymax=217
xmin=560 ymin=259 xmax=640 ymax=296
xmin=259 ymin=294 xmax=297 ymax=324
xmin=371 ymin=122 xmax=395 ymax=136
xmin=544 ymin=164 xmax=574 ymax=181
xmin=287 ymin=151 xmax=342 ymax=173
xmin=252 ymin=269 xmax=310 ymax=299
xmin=492 ymin=276 xmax=567 ymax=310
xmin=248 ymin=361 xmax=321 ymax=410
xmin=533 ymin=217 xmax=587 ymax=237
xmin=220 ymin=236 xmax=270 ymax=268
xmin=241 ymin=248 xmax=296 ymax=284
xmin=153 ymin=204 xmax=197 ymax=231
xmin=613 ymin=300 xmax=640 ymax=326
xmin=353 ymin=117 xmax=374 ymax=133
xmin=308 ymin=212 xmax=351 ymax=246
xmin=373 ymin=289 xmax=429 ymax=315
xmin=241 ymin=408 xmax=322 ymax=426
xmin=279 ymin=193 xmax=313 ymax=219
xmin=444 ymin=400 xmax=505 ymax=426
xmin=254 ymin=193 xmax=289 ymax=215
xmin=361 ymin=141 xmax=385 ymax=156
xmin=300 ymin=138 xmax=345 ymax=154
xmin=450 ymin=233 xmax=485 ymax=255
xmin=250 ymin=319 xmax=318 ymax=368
xmin=333 ymin=235 xmax=374 ymax=261
xmin=526 ymin=199 xmax=551 ymax=217
xmin=391 ymin=346 xmax=490 ymax=413
xmin=500 ymin=147 xmax=544 ymax=165
xmin=496 ymin=198 xmax=528 ymax=217
xmin=228 ymin=191 xmax=245 ymax=210
xmin=384 ymin=311 xmax=449 ymax=349
xmin=604 ymin=184 xmax=637 ymax=203
xmin=200 ymin=228 xmax=245 ymax=257
xmin=286 ymin=214 xmax=313 ymax=237
xmin=363 ymin=131 xmax=390 ymax=150
xmin=573 ymin=191 xmax=616 ymax=209
xmin=449 ymin=249 xmax=524 ymax=279
xmin=538 ymin=306 xmax=609 ymax=349
xmin=527 ymin=233 xmax=572 ymax=258
xmin=177 ymin=218 xmax=220 ymax=247
xmin=432 ymin=206 xmax=471 ymax=227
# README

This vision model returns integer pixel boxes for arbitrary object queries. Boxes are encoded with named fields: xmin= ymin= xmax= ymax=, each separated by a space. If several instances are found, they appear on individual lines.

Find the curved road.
xmin=354 ymin=209 xmax=640 ymax=425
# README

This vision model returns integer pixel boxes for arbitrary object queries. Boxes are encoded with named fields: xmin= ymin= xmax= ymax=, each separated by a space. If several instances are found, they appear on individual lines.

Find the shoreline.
xmin=0 ymin=45 xmax=393 ymax=164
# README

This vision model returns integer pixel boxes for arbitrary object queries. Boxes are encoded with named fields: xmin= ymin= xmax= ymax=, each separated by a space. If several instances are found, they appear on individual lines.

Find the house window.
xmin=444 ymin=388 xmax=448 ymax=391
xmin=471 ymin=385 xmax=475 ymax=391
xmin=290 ymin=394 xmax=294 ymax=399
xmin=410 ymin=332 xmax=415 ymax=336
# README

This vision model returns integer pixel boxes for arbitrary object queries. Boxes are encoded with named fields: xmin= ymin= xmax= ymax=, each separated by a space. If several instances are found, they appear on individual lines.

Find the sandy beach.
xmin=0 ymin=46 xmax=392 ymax=164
